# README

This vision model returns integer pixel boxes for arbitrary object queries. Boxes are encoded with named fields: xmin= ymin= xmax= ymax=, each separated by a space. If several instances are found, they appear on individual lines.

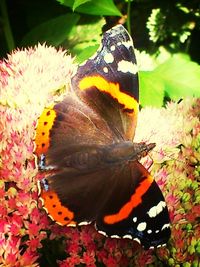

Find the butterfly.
xmin=35 ymin=25 xmax=171 ymax=249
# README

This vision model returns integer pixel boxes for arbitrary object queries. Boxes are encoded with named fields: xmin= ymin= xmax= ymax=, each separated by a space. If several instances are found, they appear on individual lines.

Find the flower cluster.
xmin=135 ymin=98 xmax=200 ymax=266
xmin=1 ymin=45 xmax=199 ymax=266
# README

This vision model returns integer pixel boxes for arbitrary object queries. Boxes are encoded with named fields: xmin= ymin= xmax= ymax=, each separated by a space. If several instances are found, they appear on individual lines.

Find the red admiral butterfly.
xmin=35 ymin=25 xmax=171 ymax=249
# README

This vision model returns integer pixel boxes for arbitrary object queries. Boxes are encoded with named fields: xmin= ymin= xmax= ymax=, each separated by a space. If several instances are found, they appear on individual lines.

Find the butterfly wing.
xmin=96 ymin=161 xmax=171 ymax=249
xmin=39 ymin=158 xmax=170 ymax=249
xmin=72 ymin=25 xmax=139 ymax=141
xmin=35 ymin=93 xmax=114 ymax=158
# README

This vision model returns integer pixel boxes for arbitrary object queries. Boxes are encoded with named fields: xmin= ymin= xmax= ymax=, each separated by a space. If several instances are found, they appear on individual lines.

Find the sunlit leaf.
xmin=73 ymin=0 xmax=91 ymax=11
xmin=155 ymin=54 xmax=200 ymax=99
xmin=139 ymin=71 xmax=165 ymax=107
xmin=75 ymin=45 xmax=99 ymax=63
xmin=67 ymin=17 xmax=105 ymax=59
xmin=57 ymin=0 xmax=121 ymax=16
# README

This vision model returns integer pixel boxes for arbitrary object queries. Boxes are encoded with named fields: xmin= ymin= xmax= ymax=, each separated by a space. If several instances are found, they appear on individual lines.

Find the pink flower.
xmin=67 ymin=242 xmax=80 ymax=255
xmin=59 ymin=254 xmax=81 ymax=267
xmin=81 ymin=251 xmax=96 ymax=266
xmin=19 ymin=250 xmax=39 ymax=267
xmin=96 ymin=249 xmax=107 ymax=262
xmin=28 ymin=223 xmax=41 ymax=237
xmin=134 ymin=250 xmax=154 ymax=266
xmin=27 ymin=238 xmax=42 ymax=252
xmin=4 ymin=252 xmax=19 ymax=266
xmin=104 ymin=238 xmax=118 ymax=253
xmin=80 ymin=228 xmax=93 ymax=246
xmin=103 ymin=255 xmax=118 ymax=267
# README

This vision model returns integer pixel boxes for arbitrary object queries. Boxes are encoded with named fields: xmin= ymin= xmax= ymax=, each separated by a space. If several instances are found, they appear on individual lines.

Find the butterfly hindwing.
xmin=96 ymin=161 xmax=171 ymax=249
xmin=39 ymin=156 xmax=170 ymax=249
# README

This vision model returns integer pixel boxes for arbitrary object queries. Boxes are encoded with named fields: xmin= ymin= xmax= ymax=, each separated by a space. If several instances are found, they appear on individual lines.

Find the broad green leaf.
xmin=67 ymin=17 xmax=105 ymax=59
xmin=21 ymin=14 xmax=80 ymax=46
xmin=57 ymin=0 xmax=121 ymax=16
xmin=155 ymin=54 xmax=200 ymax=100
xmin=73 ymin=0 xmax=91 ymax=11
xmin=139 ymin=71 xmax=165 ymax=107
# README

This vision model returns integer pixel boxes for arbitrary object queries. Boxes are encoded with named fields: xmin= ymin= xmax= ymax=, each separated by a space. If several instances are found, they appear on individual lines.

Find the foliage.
xmin=139 ymin=53 xmax=200 ymax=106
xmin=0 ymin=0 xmax=200 ymax=106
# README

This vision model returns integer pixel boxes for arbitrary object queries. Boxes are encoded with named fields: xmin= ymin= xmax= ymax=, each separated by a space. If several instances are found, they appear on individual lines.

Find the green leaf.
xmin=139 ymin=71 xmax=165 ymax=107
xmin=57 ymin=0 xmax=121 ymax=16
xmin=73 ymin=0 xmax=91 ymax=11
xmin=154 ymin=54 xmax=200 ymax=100
xmin=75 ymin=45 xmax=99 ymax=63
xmin=21 ymin=14 xmax=80 ymax=47
xmin=67 ymin=17 xmax=105 ymax=60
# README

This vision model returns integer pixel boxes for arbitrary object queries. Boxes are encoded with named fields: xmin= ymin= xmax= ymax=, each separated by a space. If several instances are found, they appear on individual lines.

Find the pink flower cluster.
xmin=135 ymin=99 xmax=200 ymax=266
xmin=49 ymin=224 xmax=152 ymax=267
xmin=0 ymin=45 xmax=199 ymax=266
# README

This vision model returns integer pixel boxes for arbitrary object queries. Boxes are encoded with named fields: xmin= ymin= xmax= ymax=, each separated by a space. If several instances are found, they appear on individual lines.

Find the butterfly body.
xmin=35 ymin=25 xmax=171 ymax=249
xmin=46 ymin=141 xmax=155 ymax=171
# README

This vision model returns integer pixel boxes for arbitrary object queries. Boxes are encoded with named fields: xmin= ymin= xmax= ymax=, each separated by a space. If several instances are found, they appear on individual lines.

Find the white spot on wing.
xmin=68 ymin=223 xmax=76 ymax=227
xmin=123 ymin=234 xmax=132 ymax=239
xmin=137 ymin=222 xmax=147 ymax=231
xmin=121 ymin=40 xmax=133 ymax=49
xmin=111 ymin=235 xmax=120 ymax=239
xmin=37 ymin=180 xmax=41 ymax=195
xmin=78 ymin=221 xmax=91 ymax=226
xmin=98 ymin=230 xmax=107 ymax=237
xmin=117 ymin=60 xmax=138 ymax=74
xmin=103 ymin=67 xmax=108 ymax=73
xmin=132 ymin=217 xmax=137 ymax=223
xmin=147 ymin=201 xmax=166 ymax=218
xmin=116 ymin=40 xmax=133 ymax=49
xmin=162 ymin=223 xmax=170 ymax=231
xmin=133 ymin=238 xmax=141 ymax=244
xmin=104 ymin=53 xmax=114 ymax=63
xmin=110 ymin=45 xmax=116 ymax=51
xmin=48 ymin=214 xmax=55 ymax=222
xmin=147 ymin=229 xmax=152 ymax=234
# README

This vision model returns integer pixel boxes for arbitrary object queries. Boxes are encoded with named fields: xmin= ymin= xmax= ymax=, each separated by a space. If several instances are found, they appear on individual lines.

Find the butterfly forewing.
xmin=72 ymin=25 xmax=139 ymax=141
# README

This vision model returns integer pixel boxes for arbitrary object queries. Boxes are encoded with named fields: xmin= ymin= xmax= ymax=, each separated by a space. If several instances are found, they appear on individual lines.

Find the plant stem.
xmin=126 ymin=0 xmax=131 ymax=35
xmin=0 ymin=0 xmax=15 ymax=52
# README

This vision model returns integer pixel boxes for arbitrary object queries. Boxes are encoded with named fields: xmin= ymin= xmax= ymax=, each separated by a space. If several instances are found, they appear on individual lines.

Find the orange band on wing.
xmin=35 ymin=106 xmax=56 ymax=156
xmin=104 ymin=175 xmax=153 ymax=224
xmin=79 ymin=75 xmax=138 ymax=114
xmin=41 ymin=190 xmax=74 ymax=226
